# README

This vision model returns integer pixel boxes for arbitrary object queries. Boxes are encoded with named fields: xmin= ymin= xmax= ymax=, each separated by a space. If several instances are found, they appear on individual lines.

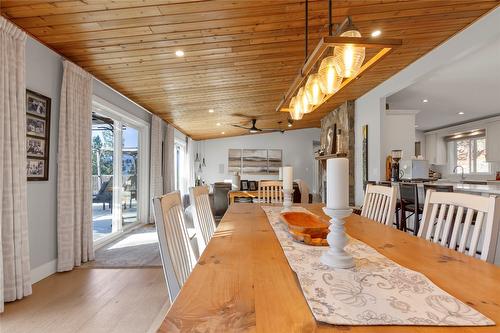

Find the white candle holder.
xmin=281 ymin=189 xmax=294 ymax=212
xmin=320 ymin=207 xmax=355 ymax=269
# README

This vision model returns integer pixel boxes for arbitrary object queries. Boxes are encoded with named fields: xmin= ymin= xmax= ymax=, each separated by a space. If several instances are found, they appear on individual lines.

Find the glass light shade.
xmin=334 ymin=30 xmax=365 ymax=78
xmin=305 ymin=74 xmax=325 ymax=106
xmin=318 ymin=56 xmax=343 ymax=95
xmin=289 ymin=96 xmax=303 ymax=120
xmin=297 ymin=87 xmax=312 ymax=114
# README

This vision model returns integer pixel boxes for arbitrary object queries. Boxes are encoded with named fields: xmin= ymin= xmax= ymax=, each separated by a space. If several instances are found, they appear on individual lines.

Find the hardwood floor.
xmin=1 ymin=268 xmax=169 ymax=333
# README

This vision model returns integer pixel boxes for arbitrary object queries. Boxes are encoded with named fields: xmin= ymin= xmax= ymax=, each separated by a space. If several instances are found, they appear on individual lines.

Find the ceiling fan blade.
xmin=260 ymin=128 xmax=283 ymax=132
xmin=231 ymin=124 xmax=251 ymax=130
xmin=230 ymin=113 xmax=254 ymax=119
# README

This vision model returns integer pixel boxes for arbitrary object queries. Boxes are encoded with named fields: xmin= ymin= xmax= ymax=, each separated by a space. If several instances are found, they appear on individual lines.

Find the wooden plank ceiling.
xmin=2 ymin=0 xmax=498 ymax=140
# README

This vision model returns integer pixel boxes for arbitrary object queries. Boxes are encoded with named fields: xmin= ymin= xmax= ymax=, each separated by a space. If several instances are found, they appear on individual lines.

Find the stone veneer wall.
xmin=320 ymin=101 xmax=355 ymax=205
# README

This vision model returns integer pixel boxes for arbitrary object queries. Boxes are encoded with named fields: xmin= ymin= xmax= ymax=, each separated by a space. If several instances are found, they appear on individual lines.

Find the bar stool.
xmin=399 ymin=183 xmax=423 ymax=235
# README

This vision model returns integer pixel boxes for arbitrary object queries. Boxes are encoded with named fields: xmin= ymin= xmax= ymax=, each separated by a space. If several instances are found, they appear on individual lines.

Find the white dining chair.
xmin=361 ymin=184 xmax=397 ymax=226
xmin=258 ymin=180 xmax=283 ymax=204
xmin=189 ymin=185 xmax=216 ymax=254
xmin=418 ymin=190 xmax=500 ymax=262
xmin=152 ymin=191 xmax=196 ymax=302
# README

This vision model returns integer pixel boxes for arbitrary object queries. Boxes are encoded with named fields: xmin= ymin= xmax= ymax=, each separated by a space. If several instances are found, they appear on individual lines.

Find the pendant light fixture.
xmin=276 ymin=0 xmax=401 ymax=117
xmin=305 ymin=73 xmax=325 ymax=106
xmin=289 ymin=96 xmax=303 ymax=120
xmin=297 ymin=87 xmax=312 ymax=114
xmin=334 ymin=28 xmax=366 ymax=78
xmin=318 ymin=56 xmax=342 ymax=94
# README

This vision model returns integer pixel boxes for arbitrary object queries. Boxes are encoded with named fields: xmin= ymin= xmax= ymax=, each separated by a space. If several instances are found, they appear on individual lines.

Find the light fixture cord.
xmin=328 ymin=0 xmax=333 ymax=36
xmin=305 ymin=0 xmax=308 ymax=61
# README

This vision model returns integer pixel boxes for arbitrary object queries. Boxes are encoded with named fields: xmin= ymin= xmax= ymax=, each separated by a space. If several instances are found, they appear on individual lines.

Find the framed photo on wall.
xmin=248 ymin=181 xmax=257 ymax=191
xmin=26 ymin=89 xmax=51 ymax=181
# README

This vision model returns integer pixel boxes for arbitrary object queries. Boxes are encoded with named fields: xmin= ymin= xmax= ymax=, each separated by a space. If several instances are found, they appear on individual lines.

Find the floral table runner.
xmin=262 ymin=206 xmax=494 ymax=326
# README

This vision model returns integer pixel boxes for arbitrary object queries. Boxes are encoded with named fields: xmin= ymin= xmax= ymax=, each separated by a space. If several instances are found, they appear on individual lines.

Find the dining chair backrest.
xmin=189 ymin=185 xmax=216 ymax=254
xmin=258 ymin=180 xmax=283 ymax=204
xmin=423 ymin=184 xmax=453 ymax=202
xmin=152 ymin=191 xmax=196 ymax=302
xmin=418 ymin=190 xmax=500 ymax=262
xmin=361 ymin=184 xmax=397 ymax=226
xmin=213 ymin=182 xmax=232 ymax=218
xmin=399 ymin=183 xmax=419 ymax=207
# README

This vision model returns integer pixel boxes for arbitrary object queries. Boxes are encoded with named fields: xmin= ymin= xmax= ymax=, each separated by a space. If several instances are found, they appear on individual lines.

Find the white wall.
xmin=353 ymin=7 xmax=500 ymax=205
xmin=26 ymin=38 xmax=62 ymax=279
xmin=381 ymin=112 xmax=416 ymax=160
xmin=195 ymin=128 xmax=320 ymax=191
xmin=25 ymin=36 xmax=155 ymax=283
xmin=93 ymin=80 xmax=152 ymax=124
xmin=354 ymin=96 xmax=383 ymax=205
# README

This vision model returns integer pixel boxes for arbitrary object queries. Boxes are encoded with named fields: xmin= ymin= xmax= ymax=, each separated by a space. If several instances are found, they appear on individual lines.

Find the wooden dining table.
xmin=158 ymin=203 xmax=500 ymax=332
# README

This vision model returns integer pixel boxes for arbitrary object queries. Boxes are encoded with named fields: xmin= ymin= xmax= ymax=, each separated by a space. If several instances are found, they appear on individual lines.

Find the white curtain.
xmin=0 ymin=17 xmax=32 ymax=313
xmin=57 ymin=61 xmax=94 ymax=272
xmin=163 ymin=123 xmax=175 ymax=193
xmin=149 ymin=115 xmax=163 ymax=222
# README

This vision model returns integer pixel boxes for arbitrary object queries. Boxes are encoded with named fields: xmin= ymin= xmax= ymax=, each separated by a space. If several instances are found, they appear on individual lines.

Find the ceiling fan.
xmin=231 ymin=119 xmax=284 ymax=134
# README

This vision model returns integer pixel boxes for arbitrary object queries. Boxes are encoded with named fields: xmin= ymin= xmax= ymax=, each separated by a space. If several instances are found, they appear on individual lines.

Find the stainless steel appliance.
xmin=400 ymin=159 xmax=430 ymax=180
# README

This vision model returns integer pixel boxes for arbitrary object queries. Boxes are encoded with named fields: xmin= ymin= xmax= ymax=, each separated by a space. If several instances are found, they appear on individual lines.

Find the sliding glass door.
xmin=91 ymin=97 xmax=150 ymax=244
xmin=92 ymin=114 xmax=115 ymax=241
xmin=121 ymin=125 xmax=139 ymax=228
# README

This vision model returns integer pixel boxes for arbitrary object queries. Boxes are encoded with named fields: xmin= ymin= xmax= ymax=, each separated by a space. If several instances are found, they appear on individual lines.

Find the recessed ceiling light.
xmin=175 ymin=50 xmax=184 ymax=57
xmin=414 ymin=125 xmax=419 ymax=128
xmin=371 ymin=30 xmax=381 ymax=37
xmin=216 ymin=122 xmax=221 ymax=126
xmin=458 ymin=112 xmax=465 ymax=115
xmin=208 ymin=109 xmax=214 ymax=113
xmin=422 ymin=99 xmax=428 ymax=103
xmin=221 ymin=131 xmax=225 ymax=135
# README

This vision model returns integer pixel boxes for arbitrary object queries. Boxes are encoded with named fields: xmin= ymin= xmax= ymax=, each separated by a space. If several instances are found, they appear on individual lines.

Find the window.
xmin=449 ymin=137 xmax=489 ymax=174
xmin=174 ymin=140 xmax=187 ymax=195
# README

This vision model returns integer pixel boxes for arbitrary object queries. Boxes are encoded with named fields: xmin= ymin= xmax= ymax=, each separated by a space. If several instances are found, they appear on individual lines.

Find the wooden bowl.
xmin=279 ymin=212 xmax=330 ymax=246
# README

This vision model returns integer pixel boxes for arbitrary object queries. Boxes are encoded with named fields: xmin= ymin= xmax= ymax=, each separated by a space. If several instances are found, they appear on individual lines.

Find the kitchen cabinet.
xmin=486 ymin=121 xmax=500 ymax=162
xmin=425 ymin=133 xmax=447 ymax=165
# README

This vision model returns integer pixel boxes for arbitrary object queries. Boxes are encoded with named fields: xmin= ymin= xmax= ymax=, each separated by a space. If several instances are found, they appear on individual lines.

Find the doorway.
xmin=91 ymin=97 xmax=150 ymax=245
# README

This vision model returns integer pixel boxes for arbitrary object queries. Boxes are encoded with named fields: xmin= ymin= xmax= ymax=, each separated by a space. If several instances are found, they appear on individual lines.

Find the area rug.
xmin=84 ymin=225 xmax=162 ymax=268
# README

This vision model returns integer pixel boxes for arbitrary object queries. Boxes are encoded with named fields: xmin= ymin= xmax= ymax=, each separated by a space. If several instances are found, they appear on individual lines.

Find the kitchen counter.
xmin=423 ymin=182 xmax=500 ymax=196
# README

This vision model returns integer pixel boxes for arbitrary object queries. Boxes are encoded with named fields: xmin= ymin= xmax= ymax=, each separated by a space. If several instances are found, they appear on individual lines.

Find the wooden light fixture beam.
xmin=276 ymin=36 xmax=403 ymax=114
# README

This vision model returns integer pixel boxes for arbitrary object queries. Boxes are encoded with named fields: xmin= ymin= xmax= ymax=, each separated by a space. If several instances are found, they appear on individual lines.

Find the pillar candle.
xmin=282 ymin=166 xmax=293 ymax=190
xmin=326 ymin=158 xmax=349 ymax=209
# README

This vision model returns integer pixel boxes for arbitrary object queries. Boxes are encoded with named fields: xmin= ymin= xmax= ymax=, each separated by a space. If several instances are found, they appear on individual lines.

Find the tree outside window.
xmin=452 ymin=137 xmax=489 ymax=174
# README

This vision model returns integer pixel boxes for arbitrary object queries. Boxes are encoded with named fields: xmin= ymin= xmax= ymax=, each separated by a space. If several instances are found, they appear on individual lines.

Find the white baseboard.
xmin=31 ymin=259 xmax=57 ymax=284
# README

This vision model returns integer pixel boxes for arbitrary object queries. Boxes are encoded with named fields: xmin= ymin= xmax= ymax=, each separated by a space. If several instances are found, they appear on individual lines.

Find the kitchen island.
xmin=425 ymin=182 xmax=500 ymax=196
